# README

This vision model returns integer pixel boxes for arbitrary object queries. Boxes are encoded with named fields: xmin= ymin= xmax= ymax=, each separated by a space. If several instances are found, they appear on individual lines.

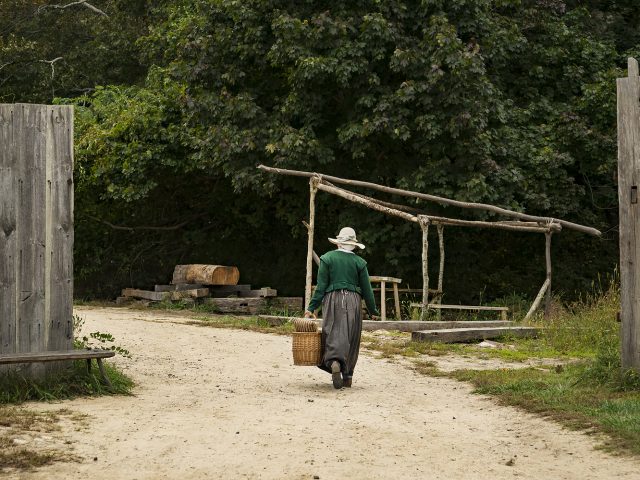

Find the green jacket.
xmin=307 ymin=250 xmax=380 ymax=316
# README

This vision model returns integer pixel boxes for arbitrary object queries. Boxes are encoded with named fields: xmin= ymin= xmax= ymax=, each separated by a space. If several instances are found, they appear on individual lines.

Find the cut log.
xmin=412 ymin=326 xmax=539 ymax=343
xmin=122 ymin=288 xmax=210 ymax=301
xmin=171 ymin=264 xmax=239 ymax=286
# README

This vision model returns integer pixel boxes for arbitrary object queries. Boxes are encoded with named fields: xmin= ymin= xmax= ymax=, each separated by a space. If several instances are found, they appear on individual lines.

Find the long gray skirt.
xmin=318 ymin=289 xmax=362 ymax=378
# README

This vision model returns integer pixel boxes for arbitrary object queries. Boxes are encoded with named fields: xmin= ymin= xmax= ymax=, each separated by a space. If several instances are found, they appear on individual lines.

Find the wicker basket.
xmin=292 ymin=331 xmax=322 ymax=366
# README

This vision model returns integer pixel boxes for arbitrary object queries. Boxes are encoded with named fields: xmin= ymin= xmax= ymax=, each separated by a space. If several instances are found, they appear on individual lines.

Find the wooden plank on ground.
xmin=266 ymin=297 xmax=303 ymax=312
xmin=171 ymin=264 xmax=239 ymax=285
xmin=122 ymin=288 xmax=209 ymax=301
xmin=257 ymin=316 xmax=513 ymax=332
xmin=238 ymin=288 xmax=277 ymax=298
xmin=411 ymin=326 xmax=539 ymax=343
xmin=203 ymin=297 xmax=267 ymax=314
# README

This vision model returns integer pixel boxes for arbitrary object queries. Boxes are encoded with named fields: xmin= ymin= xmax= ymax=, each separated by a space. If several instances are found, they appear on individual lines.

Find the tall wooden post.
xmin=304 ymin=177 xmax=319 ymax=309
xmin=436 ymin=225 xmax=445 ymax=320
xmin=419 ymin=216 xmax=430 ymax=320
xmin=618 ymin=58 xmax=640 ymax=372
xmin=0 ymin=104 xmax=74 ymax=376
xmin=544 ymin=232 xmax=552 ymax=319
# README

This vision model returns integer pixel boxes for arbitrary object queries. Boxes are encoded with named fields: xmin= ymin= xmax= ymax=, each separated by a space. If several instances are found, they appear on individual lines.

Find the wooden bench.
xmin=0 ymin=349 xmax=116 ymax=387
xmin=410 ymin=303 xmax=509 ymax=321
xmin=369 ymin=276 xmax=403 ymax=321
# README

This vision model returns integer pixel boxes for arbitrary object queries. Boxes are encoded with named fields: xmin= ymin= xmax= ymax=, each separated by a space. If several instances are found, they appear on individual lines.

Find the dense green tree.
xmin=5 ymin=1 xmax=638 ymax=301
xmin=0 ymin=0 xmax=147 ymax=103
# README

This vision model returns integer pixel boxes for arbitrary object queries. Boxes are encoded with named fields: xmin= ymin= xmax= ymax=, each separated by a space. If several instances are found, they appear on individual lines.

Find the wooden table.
xmin=369 ymin=276 xmax=402 ymax=321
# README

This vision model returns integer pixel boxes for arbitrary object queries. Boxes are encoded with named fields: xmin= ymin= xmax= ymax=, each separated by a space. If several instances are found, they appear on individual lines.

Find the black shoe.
xmin=331 ymin=361 xmax=343 ymax=389
xmin=343 ymin=375 xmax=352 ymax=388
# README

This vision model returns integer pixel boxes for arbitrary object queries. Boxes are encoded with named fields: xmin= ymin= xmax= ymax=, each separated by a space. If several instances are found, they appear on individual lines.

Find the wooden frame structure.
xmin=258 ymin=165 xmax=601 ymax=320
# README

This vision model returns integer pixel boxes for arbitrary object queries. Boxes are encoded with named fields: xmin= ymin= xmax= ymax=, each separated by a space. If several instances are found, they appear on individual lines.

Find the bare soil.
xmin=5 ymin=307 xmax=640 ymax=480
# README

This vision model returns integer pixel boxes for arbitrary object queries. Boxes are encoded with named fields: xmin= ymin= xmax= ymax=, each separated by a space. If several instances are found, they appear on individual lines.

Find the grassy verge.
xmin=187 ymin=314 xmax=294 ymax=335
xmin=449 ymin=362 xmax=640 ymax=454
xmin=367 ymin=283 xmax=640 ymax=456
xmin=0 ymin=361 xmax=133 ymax=404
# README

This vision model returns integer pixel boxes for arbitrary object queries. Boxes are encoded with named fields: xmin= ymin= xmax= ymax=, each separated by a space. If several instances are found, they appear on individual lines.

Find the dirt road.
xmin=9 ymin=307 xmax=640 ymax=479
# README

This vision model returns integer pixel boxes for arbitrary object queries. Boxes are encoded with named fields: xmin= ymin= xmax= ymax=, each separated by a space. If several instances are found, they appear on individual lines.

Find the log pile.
xmin=118 ymin=264 xmax=302 ymax=314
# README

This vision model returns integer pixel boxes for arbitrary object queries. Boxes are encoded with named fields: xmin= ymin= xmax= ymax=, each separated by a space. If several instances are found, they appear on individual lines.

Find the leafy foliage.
xmin=3 ymin=1 xmax=639 ymax=301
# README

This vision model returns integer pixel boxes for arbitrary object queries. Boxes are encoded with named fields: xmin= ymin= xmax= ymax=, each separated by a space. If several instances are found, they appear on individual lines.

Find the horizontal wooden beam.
xmin=316 ymin=182 xmax=418 ymax=223
xmin=410 ymin=303 xmax=508 ymax=312
xmin=258 ymin=165 xmax=601 ymax=236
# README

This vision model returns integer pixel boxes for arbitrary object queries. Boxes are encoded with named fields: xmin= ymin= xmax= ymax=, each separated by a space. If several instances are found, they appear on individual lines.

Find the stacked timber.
xmin=118 ymin=264 xmax=302 ymax=314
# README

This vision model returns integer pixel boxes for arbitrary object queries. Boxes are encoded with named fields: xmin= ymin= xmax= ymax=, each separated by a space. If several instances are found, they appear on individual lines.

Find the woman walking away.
xmin=304 ymin=227 xmax=380 ymax=389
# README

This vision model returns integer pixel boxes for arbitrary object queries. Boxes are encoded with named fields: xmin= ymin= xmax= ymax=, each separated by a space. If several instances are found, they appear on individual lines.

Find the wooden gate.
xmin=0 ymin=104 xmax=74 ymax=374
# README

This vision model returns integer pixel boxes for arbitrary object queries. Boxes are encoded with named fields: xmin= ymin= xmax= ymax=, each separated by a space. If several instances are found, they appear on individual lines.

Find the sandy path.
xmin=8 ymin=307 xmax=640 ymax=480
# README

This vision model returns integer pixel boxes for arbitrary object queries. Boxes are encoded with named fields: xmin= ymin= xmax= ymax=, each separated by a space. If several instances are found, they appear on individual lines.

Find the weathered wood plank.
xmin=203 ymin=297 xmax=267 ymax=314
xmin=171 ymin=264 xmax=239 ymax=285
xmin=0 ymin=349 xmax=114 ymax=364
xmin=122 ymin=288 xmax=209 ymax=301
xmin=0 ymin=104 xmax=16 ymax=355
xmin=412 ymin=326 xmax=539 ymax=343
xmin=618 ymin=60 xmax=640 ymax=371
xmin=16 ymin=104 xmax=47 ymax=359
xmin=266 ymin=297 xmax=303 ymax=312
xmin=46 ymin=105 xmax=74 ymax=353
xmin=238 ymin=288 xmax=277 ymax=298
xmin=154 ymin=284 xmax=204 ymax=292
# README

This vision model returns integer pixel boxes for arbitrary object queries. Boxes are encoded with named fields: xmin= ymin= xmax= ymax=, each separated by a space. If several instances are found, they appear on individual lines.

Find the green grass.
xmin=188 ymin=314 xmax=294 ymax=335
xmin=0 ymin=361 xmax=133 ymax=404
xmin=450 ymin=362 xmax=640 ymax=454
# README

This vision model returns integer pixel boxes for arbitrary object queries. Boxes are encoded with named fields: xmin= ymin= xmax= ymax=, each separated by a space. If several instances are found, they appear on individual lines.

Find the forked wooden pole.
xmin=437 ymin=225 xmax=445 ymax=296
xmin=419 ymin=216 xmax=430 ymax=320
xmin=436 ymin=225 xmax=445 ymax=320
xmin=544 ymin=232 xmax=552 ymax=318
xmin=305 ymin=177 xmax=319 ymax=308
